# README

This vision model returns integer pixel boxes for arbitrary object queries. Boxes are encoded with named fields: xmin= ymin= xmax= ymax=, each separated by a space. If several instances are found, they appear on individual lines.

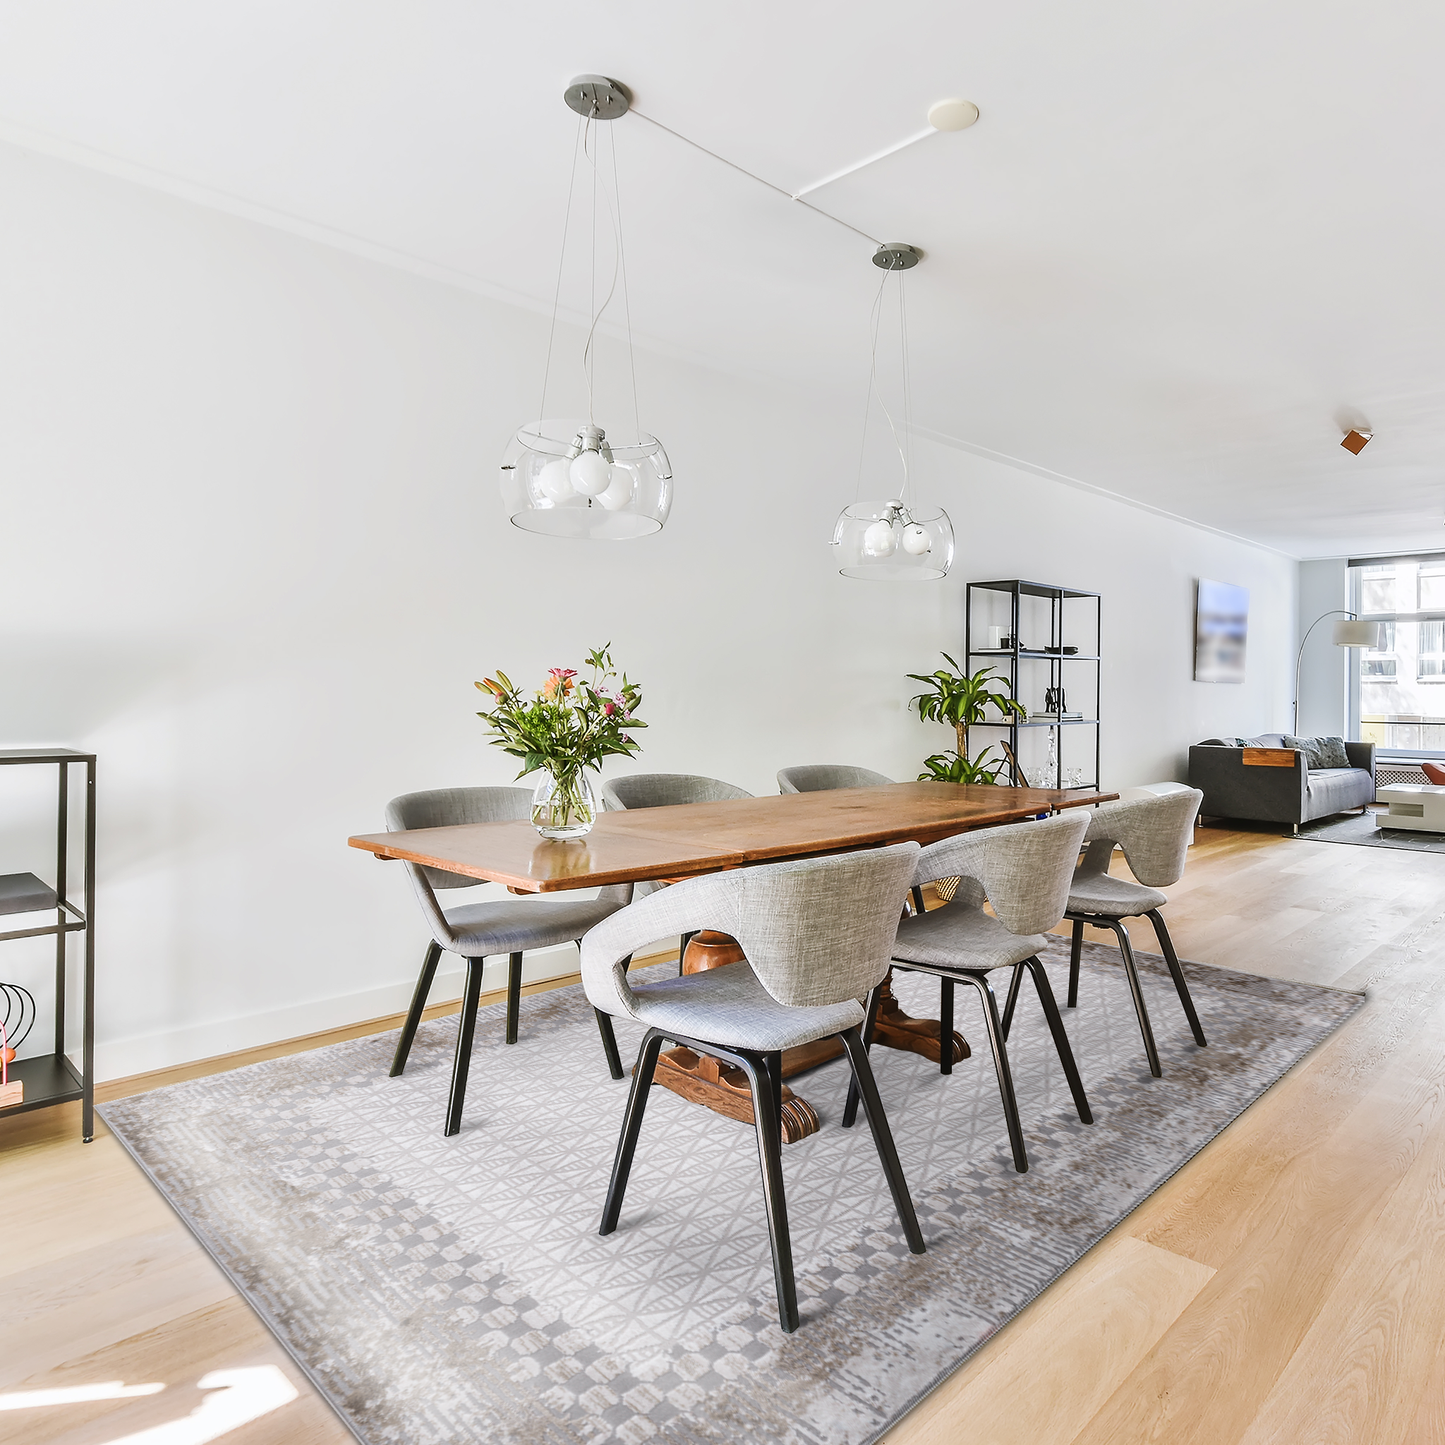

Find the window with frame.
xmin=1420 ymin=620 xmax=1445 ymax=680
xmin=1363 ymin=619 xmax=1397 ymax=681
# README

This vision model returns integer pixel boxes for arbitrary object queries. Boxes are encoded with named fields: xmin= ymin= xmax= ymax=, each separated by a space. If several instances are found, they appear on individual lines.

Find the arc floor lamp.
xmin=1293 ymin=611 xmax=1383 ymax=735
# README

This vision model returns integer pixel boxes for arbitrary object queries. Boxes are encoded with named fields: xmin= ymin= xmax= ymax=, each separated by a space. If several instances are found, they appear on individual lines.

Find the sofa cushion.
xmin=1284 ymin=734 xmax=1351 ymax=769
xmin=1246 ymin=733 xmax=1289 ymax=749
xmin=1305 ymin=767 xmax=1374 ymax=819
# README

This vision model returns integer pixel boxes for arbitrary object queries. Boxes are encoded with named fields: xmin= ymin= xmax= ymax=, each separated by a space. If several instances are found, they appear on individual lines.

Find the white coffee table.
xmin=1376 ymin=783 xmax=1445 ymax=832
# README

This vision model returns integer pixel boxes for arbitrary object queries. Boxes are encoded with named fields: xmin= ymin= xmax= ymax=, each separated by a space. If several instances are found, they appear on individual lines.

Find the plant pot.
xmin=531 ymin=769 xmax=599 ymax=840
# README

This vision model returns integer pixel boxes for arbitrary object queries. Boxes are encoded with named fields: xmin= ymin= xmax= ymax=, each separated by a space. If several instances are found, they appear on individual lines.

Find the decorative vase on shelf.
xmin=530 ymin=768 xmax=599 ymax=840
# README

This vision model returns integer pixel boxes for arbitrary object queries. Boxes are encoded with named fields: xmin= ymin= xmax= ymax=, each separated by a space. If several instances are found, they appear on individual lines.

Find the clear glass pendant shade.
xmin=832 ymin=501 xmax=954 ymax=580
xmin=501 ymin=420 xmax=672 ymax=540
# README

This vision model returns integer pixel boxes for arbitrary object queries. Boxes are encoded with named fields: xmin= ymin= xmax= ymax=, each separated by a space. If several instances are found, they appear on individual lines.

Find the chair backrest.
xmin=582 ymin=841 xmax=920 ymax=1013
xmin=602 ymin=773 xmax=753 ymax=810
xmin=777 ymin=764 xmax=894 ymax=794
xmin=914 ymin=809 xmax=1091 ymax=937
xmin=386 ymin=786 xmax=533 ymax=890
xmin=1079 ymin=789 xmax=1203 ymax=888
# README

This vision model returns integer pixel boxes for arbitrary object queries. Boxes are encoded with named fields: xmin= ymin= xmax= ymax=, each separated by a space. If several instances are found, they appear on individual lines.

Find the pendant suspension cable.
xmin=900 ymin=269 xmax=914 ymax=507
xmin=870 ymin=269 xmax=910 ymax=498
xmin=855 ymin=268 xmax=890 ymax=501
xmin=629 ymin=108 xmax=883 ymax=247
xmin=537 ymin=116 xmax=585 ymax=426
xmin=587 ymin=116 xmax=597 ymax=422
xmin=608 ymin=121 xmax=643 ymax=446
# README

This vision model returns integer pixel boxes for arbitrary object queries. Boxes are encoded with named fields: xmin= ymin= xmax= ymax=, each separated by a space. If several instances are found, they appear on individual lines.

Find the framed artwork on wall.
xmin=1195 ymin=578 xmax=1249 ymax=682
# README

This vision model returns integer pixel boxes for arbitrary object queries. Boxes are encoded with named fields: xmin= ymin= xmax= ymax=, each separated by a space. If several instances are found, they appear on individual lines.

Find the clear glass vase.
xmin=531 ymin=768 xmax=599 ymax=839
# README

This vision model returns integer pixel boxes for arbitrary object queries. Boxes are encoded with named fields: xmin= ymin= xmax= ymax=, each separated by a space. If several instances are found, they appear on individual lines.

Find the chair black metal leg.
xmin=1110 ymin=920 xmax=1162 ymax=1077
xmin=600 ymin=1030 xmax=666 ymax=1235
xmin=767 ymin=1050 xmax=784 ymax=1126
xmin=1068 ymin=919 xmax=1084 ymax=1008
xmin=504 ymin=952 xmax=524 ymax=1045
xmin=959 ymin=972 xmax=1029 ymax=1173
xmin=912 ymin=886 xmax=927 ymax=917
xmin=390 ymin=940 xmax=441 ymax=1077
xmin=839 ymin=1027 xmax=926 ymax=1254
xmin=443 ymin=957 xmax=486 ymax=1137
xmin=939 ymin=976 xmax=955 ymax=1074
xmin=1146 ymin=909 xmax=1208 ymax=1047
xmin=999 ymin=962 xmax=1026 ymax=1040
xmin=736 ymin=1051 xmax=799 ymax=1332
xmin=842 ymin=981 xmax=885 ymax=1128
xmin=1023 ymin=956 xmax=1093 ymax=1125
xmin=594 ymin=1009 xmax=624 ymax=1079
xmin=679 ymin=931 xmax=697 ymax=975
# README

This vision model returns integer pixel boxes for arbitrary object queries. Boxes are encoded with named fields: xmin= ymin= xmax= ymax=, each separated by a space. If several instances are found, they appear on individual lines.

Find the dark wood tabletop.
xmin=348 ymin=782 xmax=1117 ymax=893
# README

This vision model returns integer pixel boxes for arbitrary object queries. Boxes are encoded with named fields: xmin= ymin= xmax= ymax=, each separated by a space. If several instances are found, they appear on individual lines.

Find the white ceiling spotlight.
xmin=500 ymin=76 xmax=672 ymax=540
xmin=927 ymin=98 xmax=981 ymax=132
xmin=833 ymin=243 xmax=955 ymax=580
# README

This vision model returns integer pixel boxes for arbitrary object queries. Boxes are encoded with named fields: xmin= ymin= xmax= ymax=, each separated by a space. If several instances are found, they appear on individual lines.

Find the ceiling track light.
xmin=499 ymin=76 xmax=672 ymax=540
xmin=832 ymin=244 xmax=954 ymax=580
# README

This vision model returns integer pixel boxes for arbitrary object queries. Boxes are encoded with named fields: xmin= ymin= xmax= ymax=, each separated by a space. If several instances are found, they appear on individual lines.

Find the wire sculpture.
xmin=1 ymin=982 xmax=36 ymax=1064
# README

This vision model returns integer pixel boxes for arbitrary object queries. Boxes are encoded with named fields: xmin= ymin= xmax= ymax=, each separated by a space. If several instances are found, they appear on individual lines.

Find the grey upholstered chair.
xmin=601 ymin=773 xmax=754 ymax=960
xmin=847 ymin=810 xmax=1094 ymax=1174
xmin=777 ymin=764 xmax=894 ymax=794
xmin=386 ymin=787 xmax=632 ymax=1135
xmin=1012 ymin=789 xmax=1206 ymax=1079
xmin=602 ymin=773 xmax=753 ymax=810
xmin=581 ymin=844 xmax=927 ymax=1334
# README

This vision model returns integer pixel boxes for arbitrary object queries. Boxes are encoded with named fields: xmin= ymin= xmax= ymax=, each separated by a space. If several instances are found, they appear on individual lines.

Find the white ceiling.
xmin=2 ymin=0 xmax=1442 ymax=558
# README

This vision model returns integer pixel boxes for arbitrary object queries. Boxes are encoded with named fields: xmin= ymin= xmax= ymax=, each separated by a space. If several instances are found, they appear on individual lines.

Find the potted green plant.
xmin=907 ymin=652 xmax=1025 ymax=785
xmin=476 ymin=645 xmax=646 ymax=838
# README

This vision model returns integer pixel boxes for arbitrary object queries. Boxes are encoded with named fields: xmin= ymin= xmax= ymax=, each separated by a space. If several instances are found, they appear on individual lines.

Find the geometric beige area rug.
xmin=100 ymin=939 xmax=1362 ymax=1445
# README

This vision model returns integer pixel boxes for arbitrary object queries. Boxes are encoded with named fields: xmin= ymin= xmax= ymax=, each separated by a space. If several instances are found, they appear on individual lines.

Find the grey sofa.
xmin=1187 ymin=734 xmax=1375 ymax=833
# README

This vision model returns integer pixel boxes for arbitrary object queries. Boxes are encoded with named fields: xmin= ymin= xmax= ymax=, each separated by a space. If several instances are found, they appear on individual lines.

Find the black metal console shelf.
xmin=0 ymin=748 xmax=95 ymax=1141
xmin=964 ymin=580 xmax=1102 ymax=790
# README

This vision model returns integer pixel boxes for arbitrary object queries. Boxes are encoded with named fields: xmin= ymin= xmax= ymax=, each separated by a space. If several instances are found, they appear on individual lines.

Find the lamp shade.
xmin=501 ymin=420 xmax=672 ymax=539
xmin=832 ymin=502 xmax=954 ymax=579
xmin=1332 ymin=619 xmax=1383 ymax=648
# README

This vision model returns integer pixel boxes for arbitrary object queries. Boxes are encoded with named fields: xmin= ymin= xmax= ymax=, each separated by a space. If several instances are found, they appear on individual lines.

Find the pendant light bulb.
xmin=597 ymin=466 xmax=635 ymax=511
xmin=902 ymin=523 xmax=932 ymax=555
xmin=538 ymin=457 xmax=575 ymax=503
xmin=863 ymin=518 xmax=897 ymax=556
xmin=570 ymin=450 xmax=613 ymax=496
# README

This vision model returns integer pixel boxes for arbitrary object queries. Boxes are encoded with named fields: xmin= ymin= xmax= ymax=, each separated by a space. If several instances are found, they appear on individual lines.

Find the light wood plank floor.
xmin=4 ymin=820 xmax=1442 ymax=1443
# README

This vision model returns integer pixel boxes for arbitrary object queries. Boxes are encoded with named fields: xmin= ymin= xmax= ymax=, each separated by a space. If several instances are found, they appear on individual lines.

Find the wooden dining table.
xmin=350 ymin=782 xmax=1115 ymax=1141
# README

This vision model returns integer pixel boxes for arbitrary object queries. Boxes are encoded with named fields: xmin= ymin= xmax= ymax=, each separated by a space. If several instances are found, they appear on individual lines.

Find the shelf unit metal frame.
xmin=964 ymin=580 xmax=1101 ymax=790
xmin=0 ymin=748 xmax=96 ymax=1141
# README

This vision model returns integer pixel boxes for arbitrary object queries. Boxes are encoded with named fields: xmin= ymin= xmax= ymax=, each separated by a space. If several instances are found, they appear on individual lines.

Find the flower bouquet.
xmin=476 ymin=645 xmax=646 ymax=838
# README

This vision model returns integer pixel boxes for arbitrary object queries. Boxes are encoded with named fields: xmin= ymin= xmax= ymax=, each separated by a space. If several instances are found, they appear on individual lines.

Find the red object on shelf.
xmin=0 ymin=1018 xmax=19 ymax=1108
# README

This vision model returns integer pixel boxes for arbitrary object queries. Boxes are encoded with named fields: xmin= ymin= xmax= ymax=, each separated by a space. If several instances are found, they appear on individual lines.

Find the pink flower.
xmin=542 ymin=668 xmax=577 ymax=701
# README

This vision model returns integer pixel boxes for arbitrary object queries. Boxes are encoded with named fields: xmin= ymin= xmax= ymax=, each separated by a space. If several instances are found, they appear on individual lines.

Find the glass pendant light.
xmin=832 ymin=243 xmax=953 ymax=579
xmin=501 ymin=76 xmax=672 ymax=539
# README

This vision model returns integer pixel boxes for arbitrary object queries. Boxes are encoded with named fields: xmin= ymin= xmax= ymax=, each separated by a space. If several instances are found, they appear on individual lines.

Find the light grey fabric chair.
xmin=1019 ymin=789 xmax=1206 ymax=1079
xmin=386 ymin=787 xmax=632 ymax=1135
xmin=601 ymin=773 xmax=754 ymax=960
xmin=602 ymin=773 xmax=753 ymax=810
xmin=848 ymin=810 xmax=1094 ymax=1174
xmin=580 ymin=843 xmax=927 ymax=1333
xmin=777 ymin=764 xmax=894 ymax=794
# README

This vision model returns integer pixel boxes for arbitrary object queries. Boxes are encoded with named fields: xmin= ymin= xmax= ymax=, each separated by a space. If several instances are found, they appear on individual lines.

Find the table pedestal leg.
xmin=649 ymin=931 xmax=966 ymax=1142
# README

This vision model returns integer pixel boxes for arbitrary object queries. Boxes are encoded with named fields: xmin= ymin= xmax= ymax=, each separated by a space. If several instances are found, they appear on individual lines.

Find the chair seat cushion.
xmin=442 ymin=897 xmax=623 ymax=955
xmin=627 ymin=960 xmax=866 ymax=1052
xmin=892 ymin=902 xmax=1046 ymax=972
xmin=1067 ymin=870 xmax=1167 ymax=918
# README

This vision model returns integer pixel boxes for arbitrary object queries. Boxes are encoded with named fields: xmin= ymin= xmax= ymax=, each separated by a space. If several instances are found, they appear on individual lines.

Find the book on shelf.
xmin=1028 ymin=711 xmax=1084 ymax=722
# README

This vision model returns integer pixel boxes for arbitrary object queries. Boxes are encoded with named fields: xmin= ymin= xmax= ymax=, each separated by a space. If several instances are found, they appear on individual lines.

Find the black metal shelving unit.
xmin=1 ymin=748 xmax=96 ymax=1141
xmin=964 ymin=580 xmax=1101 ymax=790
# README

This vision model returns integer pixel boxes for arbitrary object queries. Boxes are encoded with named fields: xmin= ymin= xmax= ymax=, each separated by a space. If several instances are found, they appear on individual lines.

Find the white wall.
xmin=1296 ymin=558 xmax=1351 ymax=736
xmin=0 ymin=143 xmax=1297 ymax=1078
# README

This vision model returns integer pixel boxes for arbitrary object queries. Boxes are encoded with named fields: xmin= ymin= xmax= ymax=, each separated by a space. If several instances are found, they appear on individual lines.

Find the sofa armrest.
xmin=1188 ymin=744 xmax=1308 ymax=823
xmin=1344 ymin=740 xmax=1375 ymax=780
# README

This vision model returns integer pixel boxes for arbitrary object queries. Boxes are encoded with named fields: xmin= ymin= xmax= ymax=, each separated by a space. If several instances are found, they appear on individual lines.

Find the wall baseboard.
xmin=86 ymin=941 xmax=649 ymax=1083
